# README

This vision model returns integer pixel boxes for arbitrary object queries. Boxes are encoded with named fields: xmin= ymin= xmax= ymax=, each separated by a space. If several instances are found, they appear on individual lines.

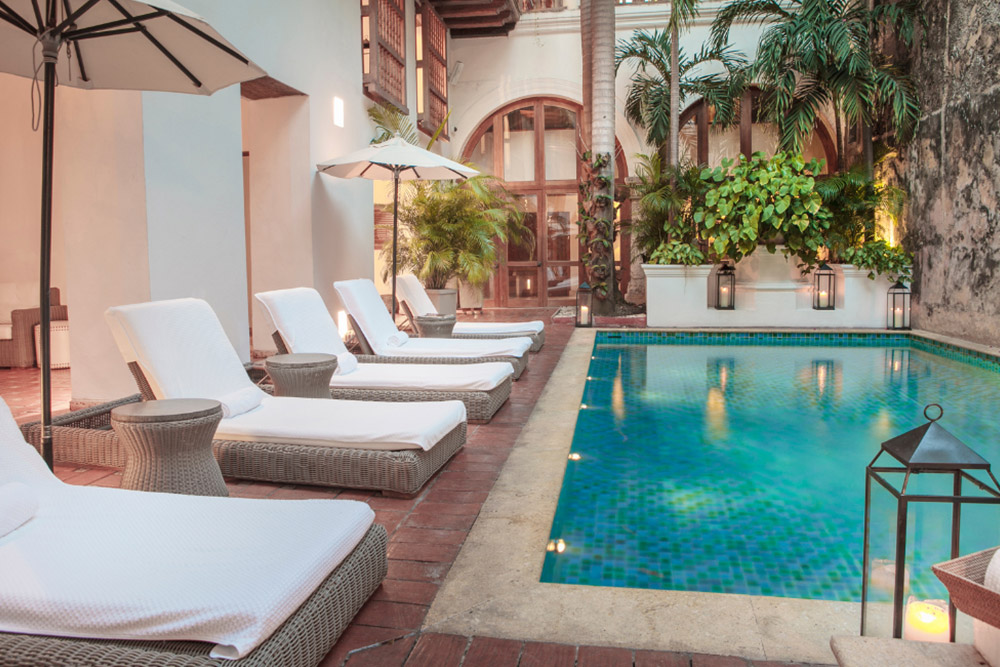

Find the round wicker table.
xmin=111 ymin=398 xmax=227 ymax=496
xmin=266 ymin=353 xmax=338 ymax=398
xmin=413 ymin=314 xmax=456 ymax=338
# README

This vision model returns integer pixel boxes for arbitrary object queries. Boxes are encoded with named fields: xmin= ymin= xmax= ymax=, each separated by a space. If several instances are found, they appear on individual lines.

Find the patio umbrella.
xmin=317 ymin=136 xmax=478 ymax=317
xmin=0 ymin=0 xmax=264 ymax=468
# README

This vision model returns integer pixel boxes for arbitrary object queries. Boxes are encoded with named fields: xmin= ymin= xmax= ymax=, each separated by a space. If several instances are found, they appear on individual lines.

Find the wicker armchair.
xmin=0 ymin=287 xmax=67 ymax=368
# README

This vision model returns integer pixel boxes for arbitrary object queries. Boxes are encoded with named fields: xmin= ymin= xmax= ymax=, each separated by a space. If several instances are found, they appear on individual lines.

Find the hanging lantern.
xmin=887 ymin=281 xmax=911 ymax=330
xmin=813 ymin=263 xmax=836 ymax=310
xmin=715 ymin=264 xmax=735 ymax=310
xmin=576 ymin=282 xmax=593 ymax=328
xmin=861 ymin=404 xmax=1000 ymax=642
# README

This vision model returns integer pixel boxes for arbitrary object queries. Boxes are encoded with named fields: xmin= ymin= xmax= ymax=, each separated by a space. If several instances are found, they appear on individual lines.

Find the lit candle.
xmin=568 ymin=452 xmax=582 ymax=461
xmin=526 ymin=278 xmax=532 ymax=292
xmin=894 ymin=307 xmax=903 ymax=329
xmin=719 ymin=286 xmax=730 ymax=309
xmin=337 ymin=310 xmax=349 ymax=340
xmin=580 ymin=305 xmax=590 ymax=326
xmin=903 ymin=598 xmax=949 ymax=643
xmin=819 ymin=290 xmax=829 ymax=309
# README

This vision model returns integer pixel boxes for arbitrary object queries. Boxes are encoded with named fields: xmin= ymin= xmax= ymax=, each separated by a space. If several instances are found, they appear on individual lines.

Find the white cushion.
xmin=0 ymin=323 xmax=12 ymax=340
xmin=333 ymin=279 xmax=404 ymax=355
xmin=975 ymin=551 xmax=1000 ymax=666
xmin=0 ymin=482 xmax=38 ymax=538
xmin=215 ymin=396 xmax=466 ymax=451
xmin=0 ymin=481 xmax=374 ymax=659
xmin=397 ymin=274 xmax=438 ymax=317
xmin=331 ymin=362 xmax=512 ymax=392
xmin=254 ymin=288 xmax=359 ymax=375
xmin=105 ymin=299 xmax=266 ymax=418
xmin=381 ymin=336 xmax=532 ymax=359
xmin=0 ymin=399 xmax=56 ymax=487
xmin=454 ymin=320 xmax=545 ymax=336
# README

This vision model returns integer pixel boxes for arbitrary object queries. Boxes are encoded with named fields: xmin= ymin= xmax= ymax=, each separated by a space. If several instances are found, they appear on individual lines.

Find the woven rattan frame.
xmin=0 ymin=524 xmax=388 ymax=667
xmin=0 ymin=287 xmax=67 ymax=368
xmin=271 ymin=332 xmax=511 ymax=422
xmin=932 ymin=546 xmax=1000 ymax=628
xmin=400 ymin=301 xmax=544 ymax=352
xmin=21 ymin=394 xmax=142 ymax=468
xmin=348 ymin=315 xmax=528 ymax=379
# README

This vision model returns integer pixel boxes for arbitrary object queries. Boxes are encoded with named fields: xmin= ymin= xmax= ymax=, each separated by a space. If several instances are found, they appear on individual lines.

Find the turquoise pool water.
xmin=540 ymin=332 xmax=1000 ymax=602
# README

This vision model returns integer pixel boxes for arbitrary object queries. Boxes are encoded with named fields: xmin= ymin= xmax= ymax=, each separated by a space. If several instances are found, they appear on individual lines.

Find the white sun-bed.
xmin=396 ymin=274 xmax=545 ymax=351
xmin=105 ymin=298 xmax=466 ymax=495
xmin=0 ymin=397 xmax=387 ymax=666
xmin=255 ymin=288 xmax=513 ymax=422
xmin=334 ymin=279 xmax=533 ymax=379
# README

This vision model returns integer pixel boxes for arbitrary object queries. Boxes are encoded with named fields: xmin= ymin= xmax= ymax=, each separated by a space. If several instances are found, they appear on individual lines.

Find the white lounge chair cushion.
xmin=453 ymin=320 xmax=545 ymax=336
xmin=0 ymin=322 xmax=12 ymax=340
xmin=335 ymin=279 xmax=532 ymax=358
xmin=105 ymin=299 xmax=266 ymax=418
xmin=0 ymin=397 xmax=376 ymax=660
xmin=0 ymin=482 xmax=38 ymax=538
xmin=331 ymin=362 xmax=512 ymax=392
xmin=396 ymin=274 xmax=438 ymax=317
xmin=254 ymin=288 xmax=359 ymax=375
xmin=215 ymin=396 xmax=466 ymax=451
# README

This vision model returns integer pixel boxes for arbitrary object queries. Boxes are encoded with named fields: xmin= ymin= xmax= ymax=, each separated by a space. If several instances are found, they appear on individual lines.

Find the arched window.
xmin=678 ymin=89 xmax=837 ymax=173
xmin=462 ymin=98 xmax=631 ymax=307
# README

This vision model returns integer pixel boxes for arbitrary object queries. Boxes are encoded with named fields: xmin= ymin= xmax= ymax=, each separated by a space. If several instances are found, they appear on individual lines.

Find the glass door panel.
xmin=544 ymin=106 xmax=577 ymax=181
xmin=545 ymin=192 xmax=580 ymax=303
xmin=507 ymin=194 xmax=542 ymax=305
xmin=503 ymin=107 xmax=535 ymax=182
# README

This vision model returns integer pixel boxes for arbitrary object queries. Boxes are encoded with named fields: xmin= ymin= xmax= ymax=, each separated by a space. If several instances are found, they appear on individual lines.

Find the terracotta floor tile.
xmin=634 ymin=650 xmax=693 ymax=667
xmin=353 ymin=600 xmax=428 ymax=631
xmin=392 ymin=527 xmax=468 ymax=545
xmin=578 ymin=645 xmax=634 ymax=667
xmin=387 ymin=542 xmax=461 ymax=563
xmin=370 ymin=579 xmax=440 ymax=606
xmin=386 ymin=559 xmax=452 ymax=584
xmin=691 ymin=654 xmax=750 ymax=667
xmin=421 ymin=489 xmax=490 ymax=505
xmin=318 ymin=625 xmax=409 ymax=667
xmin=461 ymin=636 xmax=522 ymax=666
xmin=403 ymin=633 xmax=468 ymax=667
xmin=519 ymin=641 xmax=577 ymax=667
xmin=342 ymin=635 xmax=417 ymax=667
xmin=410 ymin=501 xmax=481 ymax=516
xmin=405 ymin=511 xmax=477 ymax=531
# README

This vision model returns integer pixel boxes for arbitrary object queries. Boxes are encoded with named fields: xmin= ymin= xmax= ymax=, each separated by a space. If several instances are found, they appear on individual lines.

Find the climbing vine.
xmin=577 ymin=151 xmax=616 ymax=300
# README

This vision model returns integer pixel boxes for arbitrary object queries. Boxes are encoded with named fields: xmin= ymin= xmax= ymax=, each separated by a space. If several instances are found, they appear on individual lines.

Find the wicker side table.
xmin=111 ymin=399 xmax=227 ymax=496
xmin=413 ymin=314 xmax=456 ymax=338
xmin=266 ymin=353 xmax=338 ymax=398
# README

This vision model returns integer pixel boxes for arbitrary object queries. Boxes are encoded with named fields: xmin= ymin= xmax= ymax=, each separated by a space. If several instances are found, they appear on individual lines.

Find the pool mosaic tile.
xmin=543 ymin=336 xmax=1000 ymax=602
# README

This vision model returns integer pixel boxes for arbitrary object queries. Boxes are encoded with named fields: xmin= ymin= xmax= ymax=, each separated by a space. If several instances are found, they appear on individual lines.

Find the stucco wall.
xmin=893 ymin=0 xmax=1000 ymax=346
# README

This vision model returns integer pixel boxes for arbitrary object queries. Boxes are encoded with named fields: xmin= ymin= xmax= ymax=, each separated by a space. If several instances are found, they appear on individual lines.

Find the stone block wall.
xmin=888 ymin=0 xmax=1000 ymax=346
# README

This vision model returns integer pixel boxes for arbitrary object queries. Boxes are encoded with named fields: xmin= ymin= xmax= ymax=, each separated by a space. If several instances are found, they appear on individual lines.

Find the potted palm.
xmin=384 ymin=174 xmax=526 ymax=315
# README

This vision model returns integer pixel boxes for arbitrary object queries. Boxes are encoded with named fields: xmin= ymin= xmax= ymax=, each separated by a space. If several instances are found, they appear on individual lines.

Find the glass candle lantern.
xmin=813 ymin=263 xmax=836 ymax=310
xmin=887 ymin=281 xmax=911 ymax=330
xmin=715 ymin=264 xmax=735 ymax=310
xmin=576 ymin=282 xmax=593 ymax=327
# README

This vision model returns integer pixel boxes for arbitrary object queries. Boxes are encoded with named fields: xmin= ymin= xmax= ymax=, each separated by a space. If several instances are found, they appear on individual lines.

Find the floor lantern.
xmin=813 ymin=263 xmax=836 ymax=310
xmin=715 ymin=264 xmax=735 ymax=310
xmin=861 ymin=404 xmax=1000 ymax=642
xmin=887 ymin=281 xmax=911 ymax=330
xmin=576 ymin=282 xmax=593 ymax=327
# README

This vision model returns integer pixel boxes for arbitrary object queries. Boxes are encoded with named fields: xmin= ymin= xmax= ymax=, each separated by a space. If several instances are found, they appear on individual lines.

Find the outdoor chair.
xmin=0 ymin=285 xmax=67 ymax=368
xmin=334 ymin=279 xmax=533 ymax=379
xmin=397 ymin=274 xmax=545 ymax=351
xmin=105 ymin=298 xmax=467 ymax=496
xmin=0 ymin=397 xmax=387 ymax=667
xmin=255 ymin=288 xmax=513 ymax=422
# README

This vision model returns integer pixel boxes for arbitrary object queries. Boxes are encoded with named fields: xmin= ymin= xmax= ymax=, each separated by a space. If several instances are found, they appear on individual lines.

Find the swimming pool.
xmin=540 ymin=332 xmax=1000 ymax=602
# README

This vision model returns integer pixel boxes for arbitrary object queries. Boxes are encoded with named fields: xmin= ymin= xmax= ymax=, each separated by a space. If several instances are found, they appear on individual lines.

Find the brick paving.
xmin=0 ymin=319 xmax=830 ymax=667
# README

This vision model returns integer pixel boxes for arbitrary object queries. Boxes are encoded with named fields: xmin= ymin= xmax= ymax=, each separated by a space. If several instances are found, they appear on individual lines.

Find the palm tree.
xmin=616 ymin=30 xmax=749 ymax=161
xmin=711 ymin=0 xmax=920 ymax=172
xmin=667 ymin=0 xmax=703 ymax=168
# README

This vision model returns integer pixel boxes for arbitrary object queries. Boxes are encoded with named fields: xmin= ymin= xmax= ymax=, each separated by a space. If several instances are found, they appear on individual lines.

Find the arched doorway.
xmin=462 ymin=97 xmax=630 ymax=308
xmin=677 ymin=88 xmax=838 ymax=172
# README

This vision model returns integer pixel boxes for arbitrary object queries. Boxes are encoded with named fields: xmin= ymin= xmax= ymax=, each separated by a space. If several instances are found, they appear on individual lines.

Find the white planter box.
xmin=643 ymin=252 xmax=892 ymax=328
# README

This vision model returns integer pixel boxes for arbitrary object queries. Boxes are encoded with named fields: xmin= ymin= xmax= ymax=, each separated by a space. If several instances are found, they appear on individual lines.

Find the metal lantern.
xmin=887 ymin=281 xmax=911 ymax=330
xmin=715 ymin=264 xmax=735 ymax=310
xmin=861 ymin=405 xmax=1000 ymax=642
xmin=576 ymin=282 xmax=593 ymax=327
xmin=813 ymin=263 xmax=836 ymax=310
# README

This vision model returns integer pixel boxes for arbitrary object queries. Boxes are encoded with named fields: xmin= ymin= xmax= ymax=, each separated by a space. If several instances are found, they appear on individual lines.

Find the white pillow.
xmin=386 ymin=331 xmax=409 ymax=347
xmin=974 ymin=549 xmax=1000 ymax=667
xmin=336 ymin=352 xmax=359 ymax=375
xmin=0 ymin=482 xmax=39 ymax=538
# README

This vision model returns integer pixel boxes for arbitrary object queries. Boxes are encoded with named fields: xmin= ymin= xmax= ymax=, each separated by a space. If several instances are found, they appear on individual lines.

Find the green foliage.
xmin=386 ymin=175 xmax=527 ymax=290
xmin=615 ymin=29 xmax=749 ymax=149
xmin=629 ymin=152 xmax=712 ymax=263
xmin=814 ymin=164 xmax=905 ymax=256
xmin=840 ymin=240 xmax=912 ymax=282
xmin=367 ymin=103 xmax=420 ymax=145
xmin=694 ymin=152 xmax=831 ymax=268
xmin=711 ymin=0 xmax=922 ymax=157
xmin=577 ymin=152 xmax=618 ymax=298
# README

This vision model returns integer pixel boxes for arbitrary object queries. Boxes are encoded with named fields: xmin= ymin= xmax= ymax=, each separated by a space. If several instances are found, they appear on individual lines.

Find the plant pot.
xmin=425 ymin=288 xmax=458 ymax=316
xmin=458 ymin=281 xmax=484 ymax=310
xmin=642 ymin=264 xmax=712 ymax=327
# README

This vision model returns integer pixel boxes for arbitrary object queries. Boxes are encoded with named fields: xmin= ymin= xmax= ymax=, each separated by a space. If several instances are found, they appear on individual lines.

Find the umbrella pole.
xmin=38 ymin=43 xmax=58 ymax=470
xmin=391 ymin=167 xmax=400 ymax=318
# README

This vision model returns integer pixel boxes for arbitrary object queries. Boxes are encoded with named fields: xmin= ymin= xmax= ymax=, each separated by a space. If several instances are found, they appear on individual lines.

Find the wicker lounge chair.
xmin=255 ymin=288 xmax=512 ymax=423
xmin=0 ymin=397 xmax=387 ymax=667
xmin=335 ymin=279 xmax=532 ymax=379
xmin=105 ymin=298 xmax=466 ymax=496
xmin=397 ymin=274 xmax=545 ymax=352
xmin=0 ymin=286 xmax=67 ymax=368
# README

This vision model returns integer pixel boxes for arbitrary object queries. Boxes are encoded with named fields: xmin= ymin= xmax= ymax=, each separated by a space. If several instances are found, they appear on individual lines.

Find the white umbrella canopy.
xmin=0 ymin=0 xmax=265 ymax=469
xmin=317 ymin=136 xmax=479 ymax=317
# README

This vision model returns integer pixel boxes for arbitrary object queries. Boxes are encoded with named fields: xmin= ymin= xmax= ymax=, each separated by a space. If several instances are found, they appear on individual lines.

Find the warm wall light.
xmin=568 ymin=453 xmax=582 ymax=461
xmin=333 ymin=97 xmax=345 ymax=128
xmin=337 ymin=310 xmax=349 ymax=339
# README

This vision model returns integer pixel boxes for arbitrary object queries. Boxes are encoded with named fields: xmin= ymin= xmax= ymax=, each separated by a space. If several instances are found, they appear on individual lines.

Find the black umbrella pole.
xmin=39 ymin=58 xmax=56 ymax=470
xmin=391 ymin=170 xmax=399 ymax=318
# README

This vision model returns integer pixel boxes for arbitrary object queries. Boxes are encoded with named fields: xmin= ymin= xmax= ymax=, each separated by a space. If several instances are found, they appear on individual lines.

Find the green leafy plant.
xmin=650 ymin=239 xmax=706 ymax=265
xmin=577 ymin=151 xmax=618 ymax=298
xmin=367 ymin=103 xmax=420 ymax=145
xmin=695 ymin=152 xmax=831 ymax=268
xmin=840 ymin=240 xmax=912 ymax=282
xmin=815 ymin=163 xmax=906 ymax=255
xmin=385 ymin=176 xmax=527 ymax=290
